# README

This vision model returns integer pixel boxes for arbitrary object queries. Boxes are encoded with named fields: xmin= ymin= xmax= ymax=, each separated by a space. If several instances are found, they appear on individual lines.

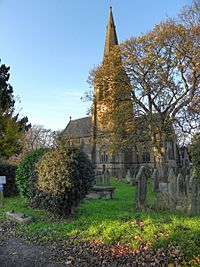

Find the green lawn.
xmin=1 ymin=179 xmax=200 ymax=264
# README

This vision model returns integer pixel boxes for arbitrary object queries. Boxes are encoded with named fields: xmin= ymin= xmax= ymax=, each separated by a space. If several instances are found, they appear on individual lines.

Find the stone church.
xmin=63 ymin=7 xmax=177 ymax=177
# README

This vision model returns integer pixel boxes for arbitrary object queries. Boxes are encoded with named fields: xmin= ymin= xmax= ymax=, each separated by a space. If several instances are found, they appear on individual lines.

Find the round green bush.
xmin=0 ymin=162 xmax=17 ymax=197
xmin=33 ymin=145 xmax=95 ymax=216
xmin=16 ymin=148 xmax=49 ymax=199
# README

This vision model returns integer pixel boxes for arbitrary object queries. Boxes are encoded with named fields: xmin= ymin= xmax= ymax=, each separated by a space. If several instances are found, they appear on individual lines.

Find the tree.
xmin=178 ymin=0 xmax=200 ymax=116
xmin=178 ymin=0 xmax=200 ymax=28
xmin=123 ymin=20 xmax=199 ymax=178
xmin=24 ymin=125 xmax=59 ymax=151
xmin=0 ymin=61 xmax=31 ymax=159
xmin=90 ymin=3 xmax=200 ymax=179
xmin=191 ymin=133 xmax=200 ymax=181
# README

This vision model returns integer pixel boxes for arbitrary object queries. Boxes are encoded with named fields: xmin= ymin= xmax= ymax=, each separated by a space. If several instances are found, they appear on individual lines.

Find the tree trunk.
xmin=152 ymin=133 xmax=168 ymax=182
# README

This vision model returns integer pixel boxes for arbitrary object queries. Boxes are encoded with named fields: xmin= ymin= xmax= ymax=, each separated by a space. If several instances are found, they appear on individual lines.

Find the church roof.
xmin=63 ymin=117 xmax=92 ymax=138
xmin=104 ymin=6 xmax=118 ymax=58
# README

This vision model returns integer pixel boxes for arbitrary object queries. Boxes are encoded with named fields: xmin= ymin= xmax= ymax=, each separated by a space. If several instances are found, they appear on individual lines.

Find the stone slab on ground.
xmin=86 ymin=186 xmax=115 ymax=199
xmin=5 ymin=211 xmax=32 ymax=225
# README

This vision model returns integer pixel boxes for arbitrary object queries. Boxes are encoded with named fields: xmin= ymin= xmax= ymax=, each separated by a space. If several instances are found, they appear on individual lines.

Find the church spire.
xmin=103 ymin=6 xmax=118 ymax=58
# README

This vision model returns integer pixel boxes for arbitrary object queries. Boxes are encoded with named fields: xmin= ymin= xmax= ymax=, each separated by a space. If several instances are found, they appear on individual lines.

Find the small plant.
xmin=33 ymin=144 xmax=95 ymax=216
xmin=16 ymin=148 xmax=49 ymax=199
xmin=0 ymin=162 xmax=17 ymax=197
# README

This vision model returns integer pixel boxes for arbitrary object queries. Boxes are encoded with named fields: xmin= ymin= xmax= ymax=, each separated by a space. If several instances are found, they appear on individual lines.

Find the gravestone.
xmin=185 ymin=175 xmax=191 ymax=194
xmin=189 ymin=176 xmax=199 ymax=217
xmin=125 ymin=169 xmax=131 ymax=184
xmin=0 ymin=176 xmax=6 ymax=207
xmin=168 ymin=168 xmax=177 ymax=197
xmin=177 ymin=173 xmax=185 ymax=196
xmin=6 ymin=210 xmax=32 ymax=225
xmin=135 ymin=166 xmax=147 ymax=208
xmin=152 ymin=169 xmax=159 ymax=192
xmin=104 ymin=169 xmax=110 ymax=185
xmin=159 ymin=182 xmax=168 ymax=191
xmin=96 ymin=172 xmax=103 ymax=186
xmin=88 ymin=169 xmax=115 ymax=199
xmin=117 ymin=169 xmax=123 ymax=182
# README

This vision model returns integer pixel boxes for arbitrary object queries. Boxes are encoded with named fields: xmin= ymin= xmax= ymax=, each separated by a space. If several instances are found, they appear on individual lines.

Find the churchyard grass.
xmin=0 ymin=179 xmax=199 ymax=262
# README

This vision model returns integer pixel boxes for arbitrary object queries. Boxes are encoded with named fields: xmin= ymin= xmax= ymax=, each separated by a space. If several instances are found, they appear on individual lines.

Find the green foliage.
xmin=0 ymin=162 xmax=17 ymax=197
xmin=16 ymin=148 xmax=49 ymax=199
xmin=33 ymin=144 xmax=95 ymax=216
xmin=1 ymin=180 xmax=200 ymax=264
xmin=0 ymin=61 xmax=31 ymax=159
xmin=191 ymin=133 xmax=200 ymax=181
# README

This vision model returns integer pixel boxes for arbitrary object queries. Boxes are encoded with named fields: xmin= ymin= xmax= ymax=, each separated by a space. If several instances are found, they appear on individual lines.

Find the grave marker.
xmin=136 ymin=166 xmax=147 ymax=208
xmin=0 ymin=176 xmax=6 ymax=207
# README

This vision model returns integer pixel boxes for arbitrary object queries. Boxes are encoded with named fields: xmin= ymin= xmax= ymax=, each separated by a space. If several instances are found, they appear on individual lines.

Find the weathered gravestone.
xmin=189 ymin=176 xmax=199 ymax=217
xmin=87 ymin=169 xmax=115 ymax=199
xmin=104 ymin=169 xmax=110 ymax=185
xmin=185 ymin=175 xmax=191 ymax=195
xmin=135 ymin=166 xmax=147 ymax=208
xmin=152 ymin=169 xmax=159 ymax=193
xmin=117 ymin=169 xmax=123 ymax=182
xmin=96 ymin=172 xmax=103 ymax=186
xmin=0 ymin=176 xmax=6 ymax=207
xmin=6 ymin=210 xmax=32 ymax=225
xmin=177 ymin=173 xmax=186 ymax=196
xmin=125 ymin=169 xmax=131 ymax=184
xmin=168 ymin=168 xmax=177 ymax=197
xmin=159 ymin=182 xmax=168 ymax=191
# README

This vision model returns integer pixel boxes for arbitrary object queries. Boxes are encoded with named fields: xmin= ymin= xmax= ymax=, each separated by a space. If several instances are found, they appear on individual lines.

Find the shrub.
xmin=16 ymin=148 xmax=49 ymax=199
xmin=0 ymin=162 xmax=17 ymax=197
xmin=191 ymin=133 xmax=200 ymax=181
xmin=34 ymin=145 xmax=95 ymax=216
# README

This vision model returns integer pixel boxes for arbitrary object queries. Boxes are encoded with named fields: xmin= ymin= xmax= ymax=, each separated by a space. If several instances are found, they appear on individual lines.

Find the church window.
xmin=142 ymin=151 xmax=150 ymax=162
xmin=167 ymin=141 xmax=175 ymax=160
xmin=101 ymin=151 xmax=109 ymax=162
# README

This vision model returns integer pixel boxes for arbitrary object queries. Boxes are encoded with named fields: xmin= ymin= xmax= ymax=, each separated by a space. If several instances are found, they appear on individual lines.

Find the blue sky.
xmin=0 ymin=0 xmax=191 ymax=130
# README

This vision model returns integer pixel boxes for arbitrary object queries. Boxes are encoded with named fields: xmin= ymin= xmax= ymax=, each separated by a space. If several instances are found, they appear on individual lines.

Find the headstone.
xmin=185 ymin=175 xmax=191 ymax=194
xmin=125 ymin=169 xmax=131 ymax=184
xmin=105 ymin=169 xmax=110 ymax=185
xmin=177 ymin=173 xmax=185 ymax=196
xmin=189 ymin=176 xmax=199 ymax=217
xmin=168 ymin=168 xmax=177 ymax=197
xmin=6 ymin=211 xmax=32 ymax=225
xmin=96 ymin=172 xmax=103 ymax=186
xmin=159 ymin=182 xmax=168 ymax=191
xmin=0 ymin=176 xmax=6 ymax=207
xmin=152 ymin=169 xmax=159 ymax=192
xmin=117 ymin=169 xmax=123 ymax=182
xmin=135 ymin=166 xmax=147 ymax=208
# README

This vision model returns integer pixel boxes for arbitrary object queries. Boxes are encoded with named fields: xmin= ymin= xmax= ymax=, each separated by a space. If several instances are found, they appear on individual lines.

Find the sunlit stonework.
xmin=63 ymin=7 xmax=177 ymax=177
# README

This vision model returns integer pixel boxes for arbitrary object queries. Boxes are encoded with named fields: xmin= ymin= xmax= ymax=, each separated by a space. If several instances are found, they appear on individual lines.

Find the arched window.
xmin=142 ymin=150 xmax=150 ymax=162
xmin=167 ymin=141 xmax=175 ymax=160
xmin=100 ymin=147 xmax=109 ymax=163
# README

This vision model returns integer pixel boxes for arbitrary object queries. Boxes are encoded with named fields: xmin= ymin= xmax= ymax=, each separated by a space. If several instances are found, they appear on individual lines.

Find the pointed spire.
xmin=103 ymin=6 xmax=118 ymax=59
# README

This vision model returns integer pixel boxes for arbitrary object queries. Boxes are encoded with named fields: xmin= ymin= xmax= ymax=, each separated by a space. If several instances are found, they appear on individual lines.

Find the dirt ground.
xmin=0 ymin=220 xmax=65 ymax=267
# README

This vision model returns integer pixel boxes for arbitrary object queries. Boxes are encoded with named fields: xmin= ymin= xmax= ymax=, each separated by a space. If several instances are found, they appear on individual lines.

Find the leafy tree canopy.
xmin=0 ymin=61 xmax=31 ymax=159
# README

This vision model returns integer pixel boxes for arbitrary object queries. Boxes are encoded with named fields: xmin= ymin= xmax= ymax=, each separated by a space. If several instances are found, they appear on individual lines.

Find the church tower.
xmin=103 ymin=6 xmax=118 ymax=58
xmin=92 ymin=6 xmax=119 ymax=166
xmin=92 ymin=6 xmax=133 ymax=175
